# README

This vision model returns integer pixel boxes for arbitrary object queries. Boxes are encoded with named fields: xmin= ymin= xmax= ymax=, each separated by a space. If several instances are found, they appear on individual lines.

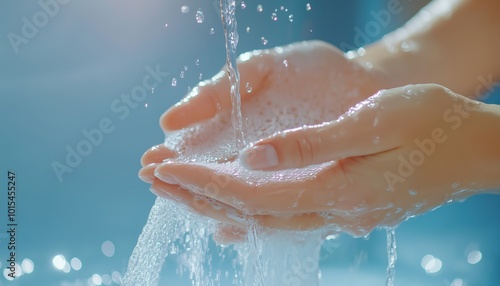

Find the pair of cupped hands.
xmin=139 ymin=41 xmax=487 ymax=242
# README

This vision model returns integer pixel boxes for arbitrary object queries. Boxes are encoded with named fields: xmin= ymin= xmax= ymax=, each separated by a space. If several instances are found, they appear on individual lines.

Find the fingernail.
xmin=150 ymin=186 xmax=174 ymax=199
xmin=239 ymin=144 xmax=279 ymax=170
xmin=154 ymin=168 xmax=178 ymax=184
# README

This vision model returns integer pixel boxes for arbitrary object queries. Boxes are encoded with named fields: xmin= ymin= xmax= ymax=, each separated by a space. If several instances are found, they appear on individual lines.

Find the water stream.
xmin=220 ymin=0 xmax=245 ymax=149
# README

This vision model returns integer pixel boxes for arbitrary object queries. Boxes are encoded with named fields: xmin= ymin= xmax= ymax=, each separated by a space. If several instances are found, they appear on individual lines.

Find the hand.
xmin=159 ymin=40 xmax=389 ymax=131
xmin=140 ymin=40 xmax=392 ymax=241
xmin=149 ymin=84 xmax=500 ymax=238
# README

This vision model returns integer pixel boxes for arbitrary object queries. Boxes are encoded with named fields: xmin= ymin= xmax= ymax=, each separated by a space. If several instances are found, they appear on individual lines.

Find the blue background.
xmin=0 ymin=0 xmax=499 ymax=285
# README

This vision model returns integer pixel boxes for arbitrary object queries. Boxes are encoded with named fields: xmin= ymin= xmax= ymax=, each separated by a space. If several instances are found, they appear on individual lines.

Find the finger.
xmin=141 ymin=144 xmax=177 ymax=167
xmin=154 ymin=161 xmax=350 ymax=214
xmin=150 ymin=179 xmax=247 ymax=227
xmin=160 ymin=51 xmax=274 ymax=131
xmin=138 ymin=163 xmax=158 ymax=183
xmin=150 ymin=179 xmax=352 ymax=232
xmin=238 ymin=89 xmax=409 ymax=170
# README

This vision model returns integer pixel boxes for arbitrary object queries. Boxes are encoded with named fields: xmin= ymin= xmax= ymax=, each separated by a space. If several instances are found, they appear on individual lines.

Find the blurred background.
xmin=0 ymin=0 xmax=499 ymax=285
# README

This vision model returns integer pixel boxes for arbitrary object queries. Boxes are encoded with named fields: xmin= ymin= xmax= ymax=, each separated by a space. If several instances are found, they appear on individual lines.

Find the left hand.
xmin=147 ymin=84 xmax=498 ymax=238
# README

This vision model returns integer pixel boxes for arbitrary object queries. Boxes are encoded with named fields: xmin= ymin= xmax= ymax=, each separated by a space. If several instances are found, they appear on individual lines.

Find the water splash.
xmin=220 ymin=0 xmax=245 ymax=149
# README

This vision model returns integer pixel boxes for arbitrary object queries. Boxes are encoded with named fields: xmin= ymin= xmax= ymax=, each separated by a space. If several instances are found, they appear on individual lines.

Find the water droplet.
xmin=246 ymin=26 xmax=250 ymax=33
xmin=306 ymin=3 xmax=312 ymax=11
xmin=288 ymin=14 xmax=294 ymax=22
xmin=245 ymin=82 xmax=252 ymax=93
xmin=196 ymin=9 xmax=204 ymax=23
xmin=179 ymin=71 xmax=185 ymax=78
xmin=283 ymin=59 xmax=288 ymax=67
xmin=241 ymin=1 xmax=246 ymax=9
xmin=183 ymin=66 xmax=188 ymax=71
xmin=144 ymin=103 xmax=148 ymax=108
xmin=280 ymin=6 xmax=285 ymax=11
xmin=261 ymin=37 xmax=268 ymax=45
xmin=408 ymin=189 xmax=417 ymax=196
xmin=171 ymin=78 xmax=177 ymax=86
xmin=271 ymin=12 xmax=278 ymax=21
xmin=198 ymin=73 xmax=203 ymax=80
xmin=195 ymin=59 xmax=200 ymax=65
xmin=164 ymin=23 xmax=168 ymax=27
xmin=257 ymin=4 xmax=263 ymax=12
xmin=181 ymin=6 xmax=189 ymax=13
xmin=151 ymin=88 xmax=155 ymax=94
xmin=209 ymin=27 xmax=215 ymax=34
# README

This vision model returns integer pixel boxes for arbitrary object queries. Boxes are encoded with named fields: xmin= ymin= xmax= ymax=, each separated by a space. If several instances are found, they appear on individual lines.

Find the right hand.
xmin=159 ymin=40 xmax=391 ymax=131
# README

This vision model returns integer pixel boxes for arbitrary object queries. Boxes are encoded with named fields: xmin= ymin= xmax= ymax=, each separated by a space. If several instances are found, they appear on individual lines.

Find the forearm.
xmin=356 ymin=0 xmax=500 ymax=97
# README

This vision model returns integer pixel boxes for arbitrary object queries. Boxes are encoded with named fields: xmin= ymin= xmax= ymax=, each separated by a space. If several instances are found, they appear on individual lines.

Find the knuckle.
xmin=290 ymin=135 xmax=322 ymax=167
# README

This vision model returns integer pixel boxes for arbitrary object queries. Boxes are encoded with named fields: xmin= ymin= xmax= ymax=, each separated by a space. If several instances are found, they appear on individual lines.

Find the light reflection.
xmin=92 ymin=273 xmax=103 ymax=285
xmin=63 ymin=262 xmax=71 ymax=273
xmin=53 ymin=255 xmax=67 ymax=270
xmin=101 ymin=274 xmax=112 ymax=285
xmin=111 ymin=271 xmax=122 ymax=284
xmin=421 ymin=254 xmax=442 ymax=274
xmin=21 ymin=258 xmax=34 ymax=274
xmin=450 ymin=278 xmax=465 ymax=286
xmin=467 ymin=250 xmax=482 ymax=264
xmin=101 ymin=240 xmax=115 ymax=257
xmin=3 ymin=267 xmax=15 ymax=281
xmin=71 ymin=257 xmax=82 ymax=271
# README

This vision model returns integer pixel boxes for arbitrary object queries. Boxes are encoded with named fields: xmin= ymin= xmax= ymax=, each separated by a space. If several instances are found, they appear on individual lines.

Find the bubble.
xmin=261 ymin=37 xmax=268 ymax=45
xmin=195 ymin=59 xmax=200 ymax=66
xmin=196 ymin=9 xmax=204 ymax=23
xmin=180 ymin=71 xmax=185 ymax=78
xmin=271 ymin=13 xmax=278 ymax=21
xmin=288 ymin=14 xmax=294 ymax=22
xmin=306 ymin=3 xmax=312 ymax=11
xmin=164 ymin=23 xmax=168 ymax=27
xmin=171 ymin=78 xmax=177 ymax=87
xmin=245 ymin=83 xmax=252 ymax=93
xmin=181 ymin=6 xmax=189 ymax=13
xmin=280 ymin=6 xmax=285 ymax=11
xmin=246 ymin=26 xmax=250 ymax=33
xmin=199 ymin=73 xmax=203 ymax=80
xmin=282 ymin=60 xmax=288 ymax=67
xmin=241 ymin=1 xmax=246 ymax=9
xmin=210 ymin=27 xmax=215 ymax=34
xmin=257 ymin=4 xmax=263 ymax=12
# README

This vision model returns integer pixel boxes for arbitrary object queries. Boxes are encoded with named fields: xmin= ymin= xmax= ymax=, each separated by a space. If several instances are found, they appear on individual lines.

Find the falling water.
xmin=122 ymin=2 xmax=401 ymax=285
xmin=220 ymin=0 xmax=245 ymax=149
xmin=385 ymin=228 xmax=397 ymax=286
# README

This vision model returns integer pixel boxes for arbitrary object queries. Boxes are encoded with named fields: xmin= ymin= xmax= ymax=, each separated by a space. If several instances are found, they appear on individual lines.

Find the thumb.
xmin=160 ymin=51 xmax=273 ymax=131
xmin=238 ymin=90 xmax=405 ymax=170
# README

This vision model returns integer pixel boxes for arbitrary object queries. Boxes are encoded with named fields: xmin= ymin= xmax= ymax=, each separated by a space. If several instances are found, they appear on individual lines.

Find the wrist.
xmin=476 ymin=103 xmax=500 ymax=192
